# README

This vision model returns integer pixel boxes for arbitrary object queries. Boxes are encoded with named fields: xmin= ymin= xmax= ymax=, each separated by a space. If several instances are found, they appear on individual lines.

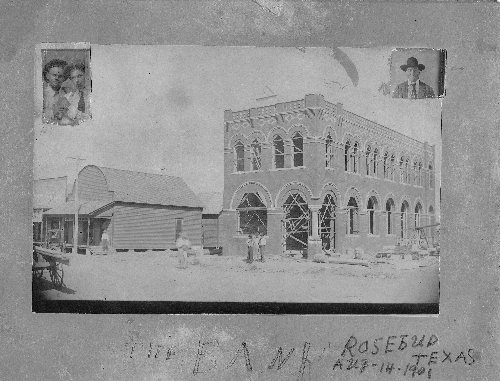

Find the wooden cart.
xmin=32 ymin=246 xmax=70 ymax=288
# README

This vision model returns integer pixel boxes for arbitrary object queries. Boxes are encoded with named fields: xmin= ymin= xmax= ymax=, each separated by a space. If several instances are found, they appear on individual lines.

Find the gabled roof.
xmin=96 ymin=166 xmax=203 ymax=209
xmin=197 ymin=192 xmax=223 ymax=214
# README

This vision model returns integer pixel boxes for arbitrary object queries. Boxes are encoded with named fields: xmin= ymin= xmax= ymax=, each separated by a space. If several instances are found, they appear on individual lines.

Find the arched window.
xmin=383 ymin=152 xmax=389 ymax=179
xmin=418 ymin=162 xmax=423 ymax=186
xmin=367 ymin=196 xmax=378 ymax=235
xmin=429 ymin=164 xmax=434 ymax=188
xmin=399 ymin=157 xmax=405 ymax=183
xmin=413 ymin=161 xmax=418 ymax=185
xmin=352 ymin=142 xmax=359 ymax=173
xmin=292 ymin=132 xmax=304 ymax=167
xmin=414 ymin=202 xmax=423 ymax=228
xmin=347 ymin=197 xmax=359 ymax=235
xmin=373 ymin=148 xmax=379 ymax=176
xmin=390 ymin=154 xmax=396 ymax=181
xmin=344 ymin=140 xmax=351 ymax=172
xmin=250 ymin=139 xmax=262 ymax=170
xmin=325 ymin=134 xmax=334 ymax=168
xmin=273 ymin=135 xmax=285 ymax=169
xmin=234 ymin=141 xmax=245 ymax=172
xmin=386 ymin=198 xmax=395 ymax=235
xmin=237 ymin=193 xmax=267 ymax=235
xmin=365 ymin=145 xmax=371 ymax=176
xmin=405 ymin=158 xmax=410 ymax=184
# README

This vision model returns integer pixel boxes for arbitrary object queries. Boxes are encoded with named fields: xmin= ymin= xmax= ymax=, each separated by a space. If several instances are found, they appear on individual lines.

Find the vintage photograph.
xmin=33 ymin=45 xmax=442 ymax=312
xmin=390 ymin=48 xmax=446 ymax=99
xmin=40 ymin=47 xmax=91 ymax=125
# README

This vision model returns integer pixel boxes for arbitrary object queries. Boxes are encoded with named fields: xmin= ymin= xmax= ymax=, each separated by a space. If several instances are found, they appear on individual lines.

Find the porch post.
xmin=87 ymin=217 xmax=90 ymax=245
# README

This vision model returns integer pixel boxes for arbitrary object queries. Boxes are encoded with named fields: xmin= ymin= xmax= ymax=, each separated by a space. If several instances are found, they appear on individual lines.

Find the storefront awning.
xmin=43 ymin=200 xmax=113 ymax=216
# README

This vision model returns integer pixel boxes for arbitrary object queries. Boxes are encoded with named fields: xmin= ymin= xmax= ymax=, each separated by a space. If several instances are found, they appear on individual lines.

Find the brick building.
xmin=220 ymin=94 xmax=437 ymax=258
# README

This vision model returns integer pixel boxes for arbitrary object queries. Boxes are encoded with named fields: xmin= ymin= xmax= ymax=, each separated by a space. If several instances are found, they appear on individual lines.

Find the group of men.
xmin=246 ymin=232 xmax=268 ymax=263
xmin=42 ymin=58 xmax=90 ymax=125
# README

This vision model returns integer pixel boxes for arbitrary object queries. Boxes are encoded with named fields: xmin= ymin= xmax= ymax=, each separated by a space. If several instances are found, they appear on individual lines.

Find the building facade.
xmin=42 ymin=165 xmax=203 ymax=251
xmin=33 ymin=176 xmax=68 ymax=243
xmin=220 ymin=94 xmax=437 ymax=257
xmin=198 ymin=192 xmax=223 ymax=249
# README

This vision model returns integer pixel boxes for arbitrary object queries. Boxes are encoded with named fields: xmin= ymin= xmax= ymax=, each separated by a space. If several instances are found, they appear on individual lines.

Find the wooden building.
xmin=42 ymin=165 xmax=203 ymax=251
xmin=198 ymin=192 xmax=223 ymax=249
xmin=33 ymin=176 xmax=68 ymax=243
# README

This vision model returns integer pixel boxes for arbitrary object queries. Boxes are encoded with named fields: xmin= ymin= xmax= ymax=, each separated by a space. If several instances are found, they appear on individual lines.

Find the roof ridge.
xmin=96 ymin=165 xmax=182 ymax=180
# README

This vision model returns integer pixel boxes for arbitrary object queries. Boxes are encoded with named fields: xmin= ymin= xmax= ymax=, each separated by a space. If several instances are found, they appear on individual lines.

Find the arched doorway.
xmin=367 ymin=196 xmax=379 ymax=235
xmin=319 ymin=194 xmax=336 ymax=250
xmin=236 ymin=193 xmax=267 ymax=235
xmin=385 ymin=198 xmax=395 ymax=235
xmin=282 ymin=193 xmax=309 ymax=253
xmin=414 ymin=202 xmax=423 ymax=228
xmin=400 ymin=200 xmax=409 ymax=240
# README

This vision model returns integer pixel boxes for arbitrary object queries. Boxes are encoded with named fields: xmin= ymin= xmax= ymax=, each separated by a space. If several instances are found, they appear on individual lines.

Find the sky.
xmin=34 ymin=45 xmax=442 ymax=212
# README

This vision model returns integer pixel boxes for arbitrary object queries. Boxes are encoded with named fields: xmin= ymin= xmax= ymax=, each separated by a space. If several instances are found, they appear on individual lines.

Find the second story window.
xmin=390 ymin=154 xmax=396 ymax=181
xmin=235 ymin=141 xmax=245 ymax=172
xmin=373 ymin=148 xmax=378 ymax=176
xmin=383 ymin=152 xmax=389 ymax=179
xmin=413 ymin=161 xmax=418 ymax=185
xmin=250 ymin=139 xmax=262 ymax=170
xmin=405 ymin=158 xmax=410 ymax=184
xmin=273 ymin=135 xmax=285 ymax=169
xmin=292 ymin=132 xmax=303 ymax=167
xmin=325 ymin=134 xmax=334 ymax=168
xmin=418 ymin=162 xmax=423 ymax=186
xmin=365 ymin=145 xmax=371 ymax=176
xmin=429 ymin=164 xmax=434 ymax=188
xmin=352 ymin=142 xmax=359 ymax=173
xmin=399 ymin=157 xmax=405 ymax=183
xmin=344 ymin=140 xmax=351 ymax=171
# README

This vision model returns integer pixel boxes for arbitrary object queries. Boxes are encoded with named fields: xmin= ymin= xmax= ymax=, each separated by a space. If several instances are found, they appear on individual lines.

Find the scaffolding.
xmin=319 ymin=194 xmax=336 ymax=251
xmin=237 ymin=193 xmax=267 ymax=235
xmin=281 ymin=193 xmax=310 ymax=254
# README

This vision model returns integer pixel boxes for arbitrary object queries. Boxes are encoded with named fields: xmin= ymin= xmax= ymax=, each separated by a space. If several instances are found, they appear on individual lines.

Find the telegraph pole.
xmin=67 ymin=156 xmax=86 ymax=254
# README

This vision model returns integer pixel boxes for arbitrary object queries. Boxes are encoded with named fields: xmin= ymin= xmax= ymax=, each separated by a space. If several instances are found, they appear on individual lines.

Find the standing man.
xmin=258 ymin=232 xmax=268 ymax=262
xmin=101 ymin=229 xmax=109 ymax=254
xmin=42 ymin=59 xmax=67 ymax=123
xmin=246 ymin=234 xmax=254 ymax=263
xmin=392 ymin=57 xmax=435 ymax=99
xmin=176 ymin=233 xmax=189 ymax=269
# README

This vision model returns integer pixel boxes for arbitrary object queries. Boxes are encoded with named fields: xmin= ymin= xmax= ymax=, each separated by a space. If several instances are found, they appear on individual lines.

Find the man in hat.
xmin=392 ymin=57 xmax=435 ymax=99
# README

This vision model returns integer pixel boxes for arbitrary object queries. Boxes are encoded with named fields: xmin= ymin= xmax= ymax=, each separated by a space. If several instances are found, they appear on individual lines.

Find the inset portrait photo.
xmin=390 ymin=48 xmax=445 ymax=99
xmin=40 ymin=47 xmax=91 ymax=125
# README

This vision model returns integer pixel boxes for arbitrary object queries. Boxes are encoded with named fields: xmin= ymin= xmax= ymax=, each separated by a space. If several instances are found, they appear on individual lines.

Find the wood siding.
xmin=112 ymin=203 xmax=202 ymax=249
xmin=202 ymin=215 xmax=220 ymax=247
xmin=77 ymin=166 xmax=113 ymax=201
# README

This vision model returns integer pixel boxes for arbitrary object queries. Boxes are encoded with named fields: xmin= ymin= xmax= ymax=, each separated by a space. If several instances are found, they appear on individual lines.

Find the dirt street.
xmin=33 ymin=251 xmax=439 ymax=304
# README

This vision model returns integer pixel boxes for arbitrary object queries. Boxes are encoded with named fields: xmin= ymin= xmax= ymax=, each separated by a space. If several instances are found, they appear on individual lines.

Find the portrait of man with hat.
xmin=392 ymin=56 xmax=435 ymax=99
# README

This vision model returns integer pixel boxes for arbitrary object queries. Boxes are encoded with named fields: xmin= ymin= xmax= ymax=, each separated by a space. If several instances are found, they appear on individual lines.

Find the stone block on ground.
xmin=312 ymin=253 xmax=328 ymax=263
xmin=346 ymin=248 xmax=355 ymax=258
xmin=354 ymin=247 xmax=364 ymax=259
